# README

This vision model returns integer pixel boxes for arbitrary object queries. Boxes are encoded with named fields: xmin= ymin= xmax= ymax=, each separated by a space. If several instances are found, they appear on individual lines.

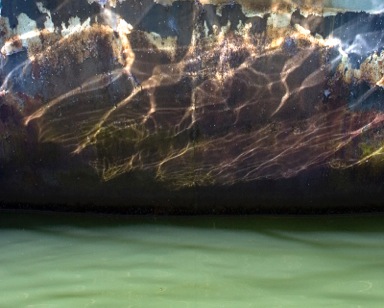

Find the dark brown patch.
xmin=10 ymin=35 xmax=22 ymax=49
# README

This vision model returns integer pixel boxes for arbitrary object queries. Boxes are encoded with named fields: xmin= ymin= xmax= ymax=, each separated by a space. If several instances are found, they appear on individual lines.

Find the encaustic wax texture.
xmin=1 ymin=0 xmax=384 ymax=209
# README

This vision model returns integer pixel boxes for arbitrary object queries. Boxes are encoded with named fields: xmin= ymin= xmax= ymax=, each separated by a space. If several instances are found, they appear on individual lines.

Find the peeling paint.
xmin=1 ymin=13 xmax=41 ymax=56
xmin=2 ymin=0 xmax=384 ymax=188
xmin=36 ymin=2 xmax=55 ymax=32
xmin=61 ymin=17 xmax=91 ymax=37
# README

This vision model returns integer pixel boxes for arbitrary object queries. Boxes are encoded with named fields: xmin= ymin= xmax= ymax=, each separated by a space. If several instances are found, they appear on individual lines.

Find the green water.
xmin=1 ymin=212 xmax=384 ymax=307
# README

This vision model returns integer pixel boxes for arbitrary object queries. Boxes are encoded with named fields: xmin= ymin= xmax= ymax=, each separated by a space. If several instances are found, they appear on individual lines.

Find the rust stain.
xmin=1 ymin=1 xmax=384 ymax=186
xmin=1 ymin=35 xmax=23 ymax=56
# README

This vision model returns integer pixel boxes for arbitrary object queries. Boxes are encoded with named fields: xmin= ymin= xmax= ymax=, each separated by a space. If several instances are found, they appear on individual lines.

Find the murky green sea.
xmin=1 ymin=211 xmax=384 ymax=307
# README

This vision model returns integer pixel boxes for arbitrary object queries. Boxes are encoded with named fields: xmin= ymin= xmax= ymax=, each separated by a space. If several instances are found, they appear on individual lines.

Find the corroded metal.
xmin=1 ymin=1 xmax=384 ymax=211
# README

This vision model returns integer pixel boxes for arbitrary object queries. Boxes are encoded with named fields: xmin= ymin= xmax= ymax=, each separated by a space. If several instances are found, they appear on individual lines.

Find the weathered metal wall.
xmin=1 ymin=1 xmax=384 ymax=213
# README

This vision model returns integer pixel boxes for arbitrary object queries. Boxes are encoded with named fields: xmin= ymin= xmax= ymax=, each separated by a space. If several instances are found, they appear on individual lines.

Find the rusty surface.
xmin=1 ymin=1 xmax=384 ymax=212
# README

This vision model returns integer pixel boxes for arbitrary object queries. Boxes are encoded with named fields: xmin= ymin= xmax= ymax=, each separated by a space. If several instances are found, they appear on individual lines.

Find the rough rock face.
xmin=1 ymin=1 xmax=384 ymax=213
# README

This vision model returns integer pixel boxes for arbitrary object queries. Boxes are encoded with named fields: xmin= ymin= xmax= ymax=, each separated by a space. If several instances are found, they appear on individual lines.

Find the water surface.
xmin=1 ymin=212 xmax=384 ymax=307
